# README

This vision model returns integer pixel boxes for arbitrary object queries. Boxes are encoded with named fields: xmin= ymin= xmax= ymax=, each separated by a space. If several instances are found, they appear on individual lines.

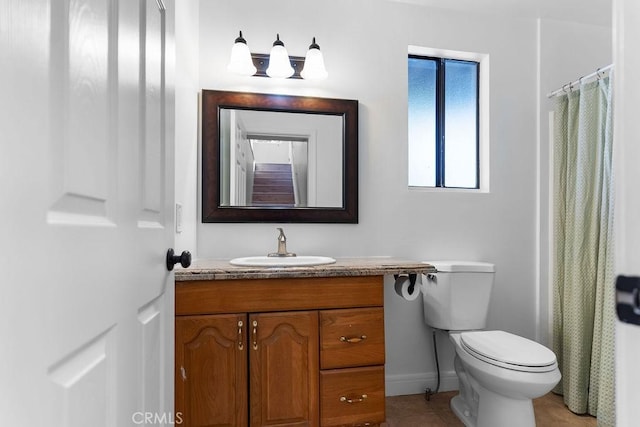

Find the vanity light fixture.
xmin=227 ymin=31 xmax=328 ymax=80
xmin=300 ymin=37 xmax=328 ymax=80
xmin=266 ymin=34 xmax=294 ymax=78
xmin=227 ymin=31 xmax=257 ymax=76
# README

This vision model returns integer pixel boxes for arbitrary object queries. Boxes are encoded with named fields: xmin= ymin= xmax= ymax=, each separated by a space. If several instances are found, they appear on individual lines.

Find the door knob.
xmin=617 ymin=275 xmax=640 ymax=325
xmin=166 ymin=249 xmax=191 ymax=271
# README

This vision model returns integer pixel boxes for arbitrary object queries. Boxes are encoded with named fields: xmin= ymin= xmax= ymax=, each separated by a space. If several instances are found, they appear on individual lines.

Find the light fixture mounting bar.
xmin=251 ymin=53 xmax=305 ymax=79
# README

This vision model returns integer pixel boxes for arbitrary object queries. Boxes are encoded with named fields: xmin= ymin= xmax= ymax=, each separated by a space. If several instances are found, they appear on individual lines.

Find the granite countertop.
xmin=175 ymin=257 xmax=435 ymax=281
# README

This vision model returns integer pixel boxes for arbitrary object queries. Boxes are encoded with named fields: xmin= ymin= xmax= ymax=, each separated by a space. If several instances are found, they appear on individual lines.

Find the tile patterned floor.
xmin=383 ymin=391 xmax=597 ymax=426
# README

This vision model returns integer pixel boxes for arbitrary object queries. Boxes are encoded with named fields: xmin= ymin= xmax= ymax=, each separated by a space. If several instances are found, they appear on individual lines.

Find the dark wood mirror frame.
xmin=201 ymin=90 xmax=359 ymax=223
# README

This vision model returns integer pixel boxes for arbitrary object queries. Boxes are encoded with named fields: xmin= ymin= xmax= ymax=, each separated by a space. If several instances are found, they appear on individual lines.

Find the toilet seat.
xmin=460 ymin=330 xmax=557 ymax=373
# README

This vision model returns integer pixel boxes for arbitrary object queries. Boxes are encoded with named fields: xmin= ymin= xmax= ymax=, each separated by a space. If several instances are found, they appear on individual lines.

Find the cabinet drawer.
xmin=176 ymin=276 xmax=384 ymax=315
xmin=320 ymin=366 xmax=385 ymax=426
xmin=320 ymin=308 xmax=384 ymax=369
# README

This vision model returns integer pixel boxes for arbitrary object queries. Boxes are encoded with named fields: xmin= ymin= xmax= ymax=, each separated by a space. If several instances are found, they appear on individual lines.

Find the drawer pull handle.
xmin=252 ymin=320 xmax=258 ymax=350
xmin=340 ymin=394 xmax=368 ymax=404
xmin=340 ymin=335 xmax=367 ymax=343
xmin=238 ymin=320 xmax=244 ymax=351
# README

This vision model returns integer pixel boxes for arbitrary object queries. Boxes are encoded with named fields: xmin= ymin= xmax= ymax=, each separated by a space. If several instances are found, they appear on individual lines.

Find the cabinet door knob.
xmin=238 ymin=320 xmax=244 ymax=351
xmin=340 ymin=335 xmax=367 ymax=343
xmin=340 ymin=394 xmax=368 ymax=404
xmin=252 ymin=320 xmax=258 ymax=350
xmin=166 ymin=249 xmax=191 ymax=271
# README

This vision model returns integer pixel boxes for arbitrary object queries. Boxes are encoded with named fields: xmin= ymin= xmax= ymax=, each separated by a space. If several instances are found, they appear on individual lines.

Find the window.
xmin=408 ymin=52 xmax=482 ymax=189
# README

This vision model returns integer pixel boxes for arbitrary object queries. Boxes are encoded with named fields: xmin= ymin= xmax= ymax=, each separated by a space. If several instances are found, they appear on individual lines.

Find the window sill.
xmin=408 ymin=186 xmax=489 ymax=194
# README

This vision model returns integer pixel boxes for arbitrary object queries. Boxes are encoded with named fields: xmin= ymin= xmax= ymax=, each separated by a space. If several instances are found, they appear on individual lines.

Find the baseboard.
xmin=385 ymin=371 xmax=459 ymax=396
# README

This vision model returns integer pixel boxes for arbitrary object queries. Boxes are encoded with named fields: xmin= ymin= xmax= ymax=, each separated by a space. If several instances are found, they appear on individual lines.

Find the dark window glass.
xmin=408 ymin=55 xmax=479 ymax=189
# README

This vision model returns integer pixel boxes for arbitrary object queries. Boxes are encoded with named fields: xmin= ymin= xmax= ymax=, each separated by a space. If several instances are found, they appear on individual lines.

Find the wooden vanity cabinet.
xmin=249 ymin=311 xmax=319 ymax=426
xmin=175 ymin=275 xmax=385 ymax=427
xmin=176 ymin=311 xmax=318 ymax=427
xmin=319 ymin=308 xmax=385 ymax=426
xmin=175 ymin=314 xmax=247 ymax=426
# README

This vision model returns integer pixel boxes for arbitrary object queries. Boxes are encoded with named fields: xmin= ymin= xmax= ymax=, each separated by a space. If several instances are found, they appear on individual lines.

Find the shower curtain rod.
xmin=546 ymin=64 xmax=614 ymax=98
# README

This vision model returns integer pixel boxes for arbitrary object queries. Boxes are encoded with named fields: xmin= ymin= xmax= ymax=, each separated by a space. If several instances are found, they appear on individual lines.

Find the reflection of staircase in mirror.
xmin=252 ymin=163 xmax=295 ymax=206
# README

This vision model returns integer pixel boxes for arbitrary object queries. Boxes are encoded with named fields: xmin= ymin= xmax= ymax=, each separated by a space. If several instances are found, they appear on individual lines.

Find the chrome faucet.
xmin=268 ymin=228 xmax=296 ymax=257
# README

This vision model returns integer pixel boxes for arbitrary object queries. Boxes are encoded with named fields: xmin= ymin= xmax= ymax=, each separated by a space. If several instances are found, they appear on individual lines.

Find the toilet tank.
xmin=421 ymin=261 xmax=495 ymax=331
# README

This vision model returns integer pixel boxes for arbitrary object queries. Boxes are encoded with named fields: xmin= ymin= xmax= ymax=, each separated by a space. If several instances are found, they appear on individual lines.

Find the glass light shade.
xmin=266 ymin=35 xmax=294 ymax=78
xmin=301 ymin=47 xmax=328 ymax=80
xmin=227 ymin=32 xmax=256 ymax=76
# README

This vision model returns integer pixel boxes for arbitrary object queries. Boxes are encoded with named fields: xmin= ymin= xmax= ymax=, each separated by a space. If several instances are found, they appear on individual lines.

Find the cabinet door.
xmin=249 ymin=311 xmax=319 ymax=426
xmin=176 ymin=314 xmax=248 ymax=427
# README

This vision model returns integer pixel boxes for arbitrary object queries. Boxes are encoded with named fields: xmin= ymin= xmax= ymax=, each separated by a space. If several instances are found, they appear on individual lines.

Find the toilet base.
xmin=447 ymin=332 xmax=559 ymax=427
xmin=450 ymin=394 xmax=476 ymax=427
xmin=450 ymin=387 xmax=536 ymax=427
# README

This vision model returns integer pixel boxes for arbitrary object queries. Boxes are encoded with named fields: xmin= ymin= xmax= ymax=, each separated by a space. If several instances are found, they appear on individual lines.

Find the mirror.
xmin=202 ymin=90 xmax=358 ymax=223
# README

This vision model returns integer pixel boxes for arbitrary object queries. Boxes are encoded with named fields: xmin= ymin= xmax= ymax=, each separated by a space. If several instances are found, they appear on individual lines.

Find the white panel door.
xmin=0 ymin=0 xmax=176 ymax=426
xmin=614 ymin=1 xmax=640 ymax=426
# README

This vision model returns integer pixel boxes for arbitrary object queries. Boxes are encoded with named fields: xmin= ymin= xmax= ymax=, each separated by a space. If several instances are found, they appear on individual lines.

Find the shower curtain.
xmin=552 ymin=76 xmax=615 ymax=426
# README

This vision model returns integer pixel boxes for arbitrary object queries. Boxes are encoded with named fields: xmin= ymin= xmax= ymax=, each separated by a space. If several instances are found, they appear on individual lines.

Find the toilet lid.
xmin=460 ymin=330 xmax=558 ymax=373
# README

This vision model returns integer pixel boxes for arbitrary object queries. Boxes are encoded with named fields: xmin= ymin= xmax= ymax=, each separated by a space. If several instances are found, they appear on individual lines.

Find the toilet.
xmin=421 ymin=261 xmax=561 ymax=427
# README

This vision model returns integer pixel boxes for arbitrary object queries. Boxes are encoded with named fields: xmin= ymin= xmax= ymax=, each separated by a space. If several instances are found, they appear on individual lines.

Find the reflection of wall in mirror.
xmin=237 ymin=110 xmax=343 ymax=208
xmin=251 ymin=140 xmax=290 ymax=163
xmin=219 ymin=109 xmax=231 ymax=205
xmin=291 ymin=141 xmax=308 ymax=206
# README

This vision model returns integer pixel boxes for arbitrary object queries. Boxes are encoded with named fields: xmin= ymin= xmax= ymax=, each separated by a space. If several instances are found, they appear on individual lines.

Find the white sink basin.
xmin=229 ymin=255 xmax=336 ymax=267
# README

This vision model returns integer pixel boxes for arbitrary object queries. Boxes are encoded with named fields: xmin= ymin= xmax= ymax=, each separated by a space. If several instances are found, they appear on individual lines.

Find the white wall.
xmin=173 ymin=0 xmax=611 ymax=396
xmin=174 ymin=0 xmax=200 ymax=255
xmin=194 ymin=0 xmax=538 ymax=395
xmin=536 ymin=19 xmax=611 ymax=347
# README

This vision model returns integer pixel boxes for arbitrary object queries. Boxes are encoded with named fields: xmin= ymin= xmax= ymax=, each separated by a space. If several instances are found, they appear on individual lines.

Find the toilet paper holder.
xmin=394 ymin=273 xmax=417 ymax=294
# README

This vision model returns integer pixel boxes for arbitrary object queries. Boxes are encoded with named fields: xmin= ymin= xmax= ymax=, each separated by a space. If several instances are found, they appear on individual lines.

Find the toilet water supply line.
xmin=424 ymin=273 xmax=441 ymax=401
xmin=425 ymin=328 xmax=442 ymax=401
